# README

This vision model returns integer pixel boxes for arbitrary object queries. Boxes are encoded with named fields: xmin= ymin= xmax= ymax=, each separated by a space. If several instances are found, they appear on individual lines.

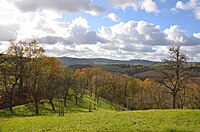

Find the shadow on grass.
xmin=0 ymin=95 xmax=111 ymax=118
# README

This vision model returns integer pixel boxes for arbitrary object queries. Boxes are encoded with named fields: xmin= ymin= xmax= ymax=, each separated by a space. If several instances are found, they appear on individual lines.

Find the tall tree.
xmin=62 ymin=67 xmax=74 ymax=107
xmin=159 ymin=46 xmax=189 ymax=109
xmin=0 ymin=40 xmax=32 ymax=112
xmin=0 ymin=54 xmax=19 ymax=112
xmin=25 ymin=40 xmax=45 ymax=115
xmin=42 ymin=57 xmax=63 ymax=111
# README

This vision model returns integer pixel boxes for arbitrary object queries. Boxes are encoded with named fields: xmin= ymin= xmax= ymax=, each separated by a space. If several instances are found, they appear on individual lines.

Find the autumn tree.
xmin=42 ymin=57 xmax=63 ymax=111
xmin=0 ymin=40 xmax=34 ymax=112
xmin=25 ymin=40 xmax=45 ymax=115
xmin=62 ymin=67 xmax=74 ymax=107
xmin=0 ymin=54 xmax=19 ymax=112
xmin=91 ymin=68 xmax=103 ymax=107
xmin=126 ymin=78 xmax=141 ymax=109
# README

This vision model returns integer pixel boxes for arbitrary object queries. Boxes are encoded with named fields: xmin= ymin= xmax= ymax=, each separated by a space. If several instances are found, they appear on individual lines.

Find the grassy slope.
xmin=0 ymin=95 xmax=200 ymax=132
xmin=0 ymin=110 xmax=200 ymax=132
xmin=0 ymin=95 xmax=115 ymax=117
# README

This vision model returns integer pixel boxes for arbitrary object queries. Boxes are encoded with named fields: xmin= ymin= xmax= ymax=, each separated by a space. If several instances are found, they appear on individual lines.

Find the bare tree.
xmin=159 ymin=46 xmax=190 ymax=109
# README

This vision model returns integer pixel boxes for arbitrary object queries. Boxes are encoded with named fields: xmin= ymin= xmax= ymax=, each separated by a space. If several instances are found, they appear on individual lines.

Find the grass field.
xmin=0 ymin=94 xmax=200 ymax=132
xmin=0 ymin=94 xmax=116 ymax=117
xmin=0 ymin=110 xmax=200 ymax=132
xmin=95 ymin=65 xmax=126 ymax=72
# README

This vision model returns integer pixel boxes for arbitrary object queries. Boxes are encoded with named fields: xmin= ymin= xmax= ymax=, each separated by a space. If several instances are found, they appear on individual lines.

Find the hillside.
xmin=0 ymin=110 xmax=200 ymax=131
xmin=58 ymin=57 xmax=161 ymax=65
xmin=0 ymin=94 xmax=116 ymax=117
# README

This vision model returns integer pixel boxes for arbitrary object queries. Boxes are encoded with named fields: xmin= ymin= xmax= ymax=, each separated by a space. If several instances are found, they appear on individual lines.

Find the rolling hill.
xmin=58 ymin=57 xmax=161 ymax=66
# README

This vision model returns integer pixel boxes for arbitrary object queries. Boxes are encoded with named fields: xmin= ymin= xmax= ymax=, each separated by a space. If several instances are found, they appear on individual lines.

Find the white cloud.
xmin=108 ymin=0 xmax=159 ymax=13
xmin=65 ymin=17 xmax=106 ymax=44
xmin=96 ymin=21 xmax=200 ymax=60
xmin=36 ymin=16 xmax=106 ymax=45
xmin=9 ymin=0 xmax=105 ymax=15
xmin=105 ymin=12 xmax=120 ymax=22
xmin=193 ymin=32 xmax=200 ymax=39
xmin=105 ymin=20 xmax=166 ymax=46
xmin=164 ymin=25 xmax=186 ymax=43
xmin=108 ymin=0 xmax=138 ymax=10
xmin=0 ymin=0 xmax=106 ymax=45
xmin=141 ymin=0 xmax=159 ymax=13
xmin=164 ymin=25 xmax=200 ymax=46
xmin=0 ymin=0 xmax=200 ymax=61
xmin=172 ymin=0 xmax=200 ymax=20
xmin=85 ymin=10 xmax=100 ymax=16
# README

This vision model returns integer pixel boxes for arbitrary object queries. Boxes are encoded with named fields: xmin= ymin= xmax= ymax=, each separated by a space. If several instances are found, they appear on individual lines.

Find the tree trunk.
xmin=172 ymin=94 xmax=176 ymax=109
xmin=97 ymin=97 xmax=100 ymax=108
xmin=35 ymin=101 xmax=39 ymax=115
xmin=49 ymin=98 xmax=55 ymax=111
xmin=75 ymin=94 xmax=78 ymax=105
xmin=64 ymin=95 xmax=67 ymax=107
xmin=124 ymin=83 xmax=128 ymax=98
xmin=64 ymin=83 xmax=69 ymax=107
xmin=8 ymin=97 xmax=13 ymax=114
xmin=124 ymin=87 xmax=127 ymax=98
xmin=80 ymin=88 xmax=85 ymax=99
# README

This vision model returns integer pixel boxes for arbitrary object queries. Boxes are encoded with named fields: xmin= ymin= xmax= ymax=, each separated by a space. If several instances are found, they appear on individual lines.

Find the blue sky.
xmin=67 ymin=0 xmax=200 ymax=34
xmin=0 ymin=0 xmax=200 ymax=61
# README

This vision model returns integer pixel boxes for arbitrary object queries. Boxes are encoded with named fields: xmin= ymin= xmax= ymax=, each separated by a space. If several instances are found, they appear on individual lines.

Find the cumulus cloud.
xmin=108 ymin=0 xmax=159 ymax=13
xmin=0 ymin=0 xmax=200 ymax=61
xmin=172 ymin=0 xmax=200 ymax=20
xmin=35 ymin=17 xmax=107 ymax=45
xmin=141 ymin=0 xmax=159 ymax=13
xmin=97 ymin=20 xmax=167 ymax=56
xmin=102 ymin=20 xmax=167 ymax=46
xmin=10 ymin=0 xmax=105 ymax=16
xmin=105 ymin=12 xmax=120 ymax=22
xmin=0 ymin=1 xmax=106 ymax=45
xmin=96 ymin=20 xmax=200 ymax=60
xmin=164 ymin=25 xmax=200 ymax=46
xmin=61 ymin=17 xmax=107 ymax=44
xmin=164 ymin=25 xmax=186 ymax=43
xmin=193 ymin=32 xmax=200 ymax=39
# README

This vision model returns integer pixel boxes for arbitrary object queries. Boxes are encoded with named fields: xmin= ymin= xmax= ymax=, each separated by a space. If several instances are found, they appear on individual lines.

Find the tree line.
xmin=0 ymin=40 xmax=200 ymax=115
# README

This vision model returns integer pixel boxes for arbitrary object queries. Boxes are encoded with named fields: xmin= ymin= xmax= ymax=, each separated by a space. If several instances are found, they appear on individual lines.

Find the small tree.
xmin=159 ymin=46 xmax=189 ymax=109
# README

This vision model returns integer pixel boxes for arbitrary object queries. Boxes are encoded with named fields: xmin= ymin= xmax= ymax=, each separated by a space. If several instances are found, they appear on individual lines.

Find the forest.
xmin=0 ymin=40 xmax=200 ymax=115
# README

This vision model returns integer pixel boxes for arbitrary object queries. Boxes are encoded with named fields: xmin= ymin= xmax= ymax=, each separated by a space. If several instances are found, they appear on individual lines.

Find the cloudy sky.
xmin=0 ymin=0 xmax=200 ymax=61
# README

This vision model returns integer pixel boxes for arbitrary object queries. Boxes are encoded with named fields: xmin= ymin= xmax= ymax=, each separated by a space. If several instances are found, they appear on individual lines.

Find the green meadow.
xmin=0 ymin=95 xmax=200 ymax=132
xmin=0 ymin=110 xmax=200 ymax=132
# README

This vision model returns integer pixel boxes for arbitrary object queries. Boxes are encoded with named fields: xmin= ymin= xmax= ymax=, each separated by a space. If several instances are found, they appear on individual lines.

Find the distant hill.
xmin=58 ymin=57 xmax=161 ymax=66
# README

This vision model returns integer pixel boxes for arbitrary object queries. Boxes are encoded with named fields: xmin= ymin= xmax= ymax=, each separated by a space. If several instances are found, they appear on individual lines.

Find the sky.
xmin=0 ymin=0 xmax=200 ymax=61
